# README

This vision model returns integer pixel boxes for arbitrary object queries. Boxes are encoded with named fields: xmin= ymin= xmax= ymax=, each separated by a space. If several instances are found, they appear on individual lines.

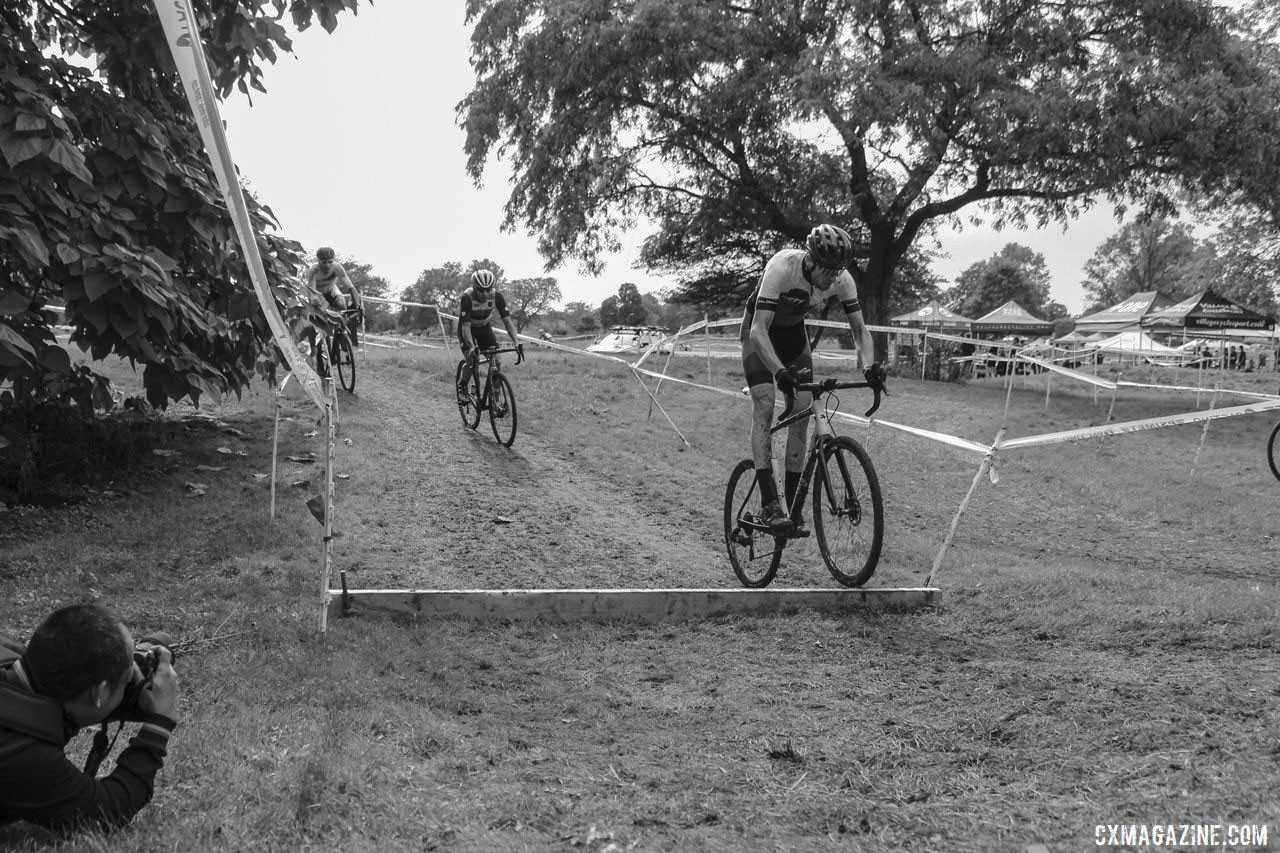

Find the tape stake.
xmin=927 ymin=428 xmax=1005 ymax=588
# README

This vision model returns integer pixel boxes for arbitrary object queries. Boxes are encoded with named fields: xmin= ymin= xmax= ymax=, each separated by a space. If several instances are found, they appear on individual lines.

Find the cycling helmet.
xmin=805 ymin=224 xmax=854 ymax=270
xmin=316 ymin=247 xmax=336 ymax=262
xmin=471 ymin=269 xmax=496 ymax=291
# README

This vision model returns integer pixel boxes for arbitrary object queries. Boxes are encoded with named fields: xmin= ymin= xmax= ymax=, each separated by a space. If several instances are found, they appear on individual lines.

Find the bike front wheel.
xmin=724 ymin=459 xmax=784 ymax=588
xmin=333 ymin=334 xmax=356 ymax=393
xmin=455 ymin=360 xmax=481 ymax=430
xmin=487 ymin=373 xmax=518 ymax=446
xmin=812 ymin=436 xmax=883 ymax=587
xmin=1269 ymin=420 xmax=1280 ymax=482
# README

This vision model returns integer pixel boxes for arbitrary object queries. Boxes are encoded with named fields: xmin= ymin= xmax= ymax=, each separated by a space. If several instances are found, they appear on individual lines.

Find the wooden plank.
xmin=328 ymin=587 xmax=941 ymax=622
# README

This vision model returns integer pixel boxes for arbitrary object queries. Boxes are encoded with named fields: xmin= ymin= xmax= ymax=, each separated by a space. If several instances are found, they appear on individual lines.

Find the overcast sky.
xmin=219 ymin=5 xmax=1123 ymax=315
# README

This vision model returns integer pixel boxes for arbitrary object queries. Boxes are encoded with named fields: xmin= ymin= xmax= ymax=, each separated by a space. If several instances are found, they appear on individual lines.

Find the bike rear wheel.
xmin=812 ymin=436 xmax=883 ymax=587
xmin=487 ymin=373 xmax=518 ymax=446
xmin=333 ymin=334 xmax=356 ymax=393
xmin=724 ymin=459 xmax=784 ymax=588
xmin=455 ymin=360 xmax=481 ymax=430
xmin=1269 ymin=421 xmax=1280 ymax=482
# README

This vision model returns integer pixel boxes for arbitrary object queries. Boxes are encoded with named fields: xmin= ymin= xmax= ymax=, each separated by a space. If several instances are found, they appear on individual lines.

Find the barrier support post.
xmin=1105 ymin=371 xmax=1122 ymax=424
xmin=705 ymin=313 xmax=712 ymax=385
xmin=926 ymin=427 xmax=1005 ymax=588
xmin=319 ymin=376 xmax=337 ymax=633
xmin=1188 ymin=382 xmax=1221 ymax=483
xmin=436 ymin=311 xmax=453 ymax=364
xmin=628 ymin=367 xmax=691 ymax=447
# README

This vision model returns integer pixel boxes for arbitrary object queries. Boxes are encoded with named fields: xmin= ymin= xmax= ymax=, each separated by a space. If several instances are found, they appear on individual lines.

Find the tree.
xmin=1080 ymin=218 xmax=1219 ymax=311
xmin=561 ymin=300 xmax=598 ymax=333
xmin=0 ymin=0 xmax=363 ymax=411
xmin=599 ymin=296 xmax=619 ymax=329
xmin=504 ymin=276 xmax=561 ymax=332
xmin=616 ymin=283 xmax=647 ymax=325
xmin=461 ymin=0 xmax=1280 ymax=358
xmin=1206 ymin=211 xmax=1280 ymax=316
xmin=399 ymin=262 xmax=466 ymax=332
xmin=947 ymin=244 xmax=1065 ymax=319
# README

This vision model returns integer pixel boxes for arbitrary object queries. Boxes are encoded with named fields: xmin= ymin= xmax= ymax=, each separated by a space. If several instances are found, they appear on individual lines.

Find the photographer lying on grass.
xmin=0 ymin=603 xmax=178 ymax=832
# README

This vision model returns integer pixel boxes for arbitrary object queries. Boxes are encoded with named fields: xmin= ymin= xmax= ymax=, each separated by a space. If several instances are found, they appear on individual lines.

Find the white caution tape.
xmin=1000 ymin=397 xmax=1280 ymax=450
xmin=154 ymin=0 xmax=326 ymax=411
xmin=363 ymin=295 xmax=441 ymax=310
xmin=1016 ymin=355 xmax=1116 ymax=389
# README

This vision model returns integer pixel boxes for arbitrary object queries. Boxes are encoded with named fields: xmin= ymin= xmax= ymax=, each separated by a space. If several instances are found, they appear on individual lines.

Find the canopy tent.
xmin=1053 ymin=330 xmax=1088 ymax=346
xmin=970 ymin=300 xmax=1053 ymax=337
xmin=1089 ymin=329 xmax=1184 ymax=361
xmin=1073 ymin=291 xmax=1175 ymax=335
xmin=889 ymin=300 xmax=974 ymax=330
xmin=1141 ymin=289 xmax=1275 ymax=332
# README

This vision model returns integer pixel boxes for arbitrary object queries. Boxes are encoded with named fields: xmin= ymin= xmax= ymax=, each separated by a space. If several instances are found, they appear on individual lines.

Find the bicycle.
xmin=315 ymin=309 xmax=358 ymax=394
xmin=724 ymin=376 xmax=885 ymax=588
xmin=1268 ymin=420 xmax=1280 ymax=481
xmin=456 ymin=346 xmax=522 ymax=446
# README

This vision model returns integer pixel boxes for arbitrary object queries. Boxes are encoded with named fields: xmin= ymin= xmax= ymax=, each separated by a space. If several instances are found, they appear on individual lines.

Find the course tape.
xmin=367 ymin=300 xmax=1280 ymax=459
xmin=1000 ymin=397 xmax=1280 ymax=450
xmin=153 ymin=0 xmax=325 ymax=411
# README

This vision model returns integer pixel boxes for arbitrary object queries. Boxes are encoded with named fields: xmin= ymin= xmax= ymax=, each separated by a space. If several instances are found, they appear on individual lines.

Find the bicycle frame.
xmin=471 ymin=347 xmax=517 ymax=403
xmin=767 ymin=391 xmax=846 ymax=524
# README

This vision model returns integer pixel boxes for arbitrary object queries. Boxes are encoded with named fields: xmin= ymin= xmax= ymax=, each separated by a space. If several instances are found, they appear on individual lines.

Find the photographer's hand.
xmin=135 ymin=647 xmax=180 ymax=723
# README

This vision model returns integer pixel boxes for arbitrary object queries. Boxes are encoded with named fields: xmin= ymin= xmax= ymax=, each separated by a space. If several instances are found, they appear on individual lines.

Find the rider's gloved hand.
xmin=774 ymin=366 xmax=799 ymax=395
xmin=466 ymin=348 xmax=479 ymax=367
xmin=516 ymin=344 xmax=525 ymax=364
xmin=863 ymin=362 xmax=887 ymax=390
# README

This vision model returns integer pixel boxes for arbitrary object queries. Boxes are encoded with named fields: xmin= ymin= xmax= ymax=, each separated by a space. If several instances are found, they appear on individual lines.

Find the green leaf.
xmin=0 ymin=291 xmax=31 ymax=315
xmin=84 ymin=272 xmax=116 ymax=301
xmin=56 ymin=243 xmax=81 ymax=264
xmin=36 ymin=344 xmax=70 ymax=372
xmin=45 ymin=139 xmax=93 ymax=183
xmin=15 ymin=112 xmax=47 ymax=132
xmin=0 ymin=224 xmax=50 ymax=267
xmin=0 ymin=132 xmax=45 ymax=168
xmin=0 ymin=323 xmax=37 ymax=357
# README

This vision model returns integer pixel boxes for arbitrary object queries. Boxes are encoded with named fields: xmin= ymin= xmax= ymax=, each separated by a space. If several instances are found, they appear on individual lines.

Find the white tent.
xmin=1089 ymin=330 xmax=1184 ymax=362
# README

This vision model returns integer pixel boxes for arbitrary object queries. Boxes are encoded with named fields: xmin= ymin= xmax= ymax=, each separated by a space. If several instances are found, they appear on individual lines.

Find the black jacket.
xmin=0 ymin=636 xmax=176 ymax=831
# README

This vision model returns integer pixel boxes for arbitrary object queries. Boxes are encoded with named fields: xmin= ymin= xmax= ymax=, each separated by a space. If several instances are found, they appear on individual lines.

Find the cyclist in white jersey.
xmin=740 ymin=224 xmax=884 ymax=534
xmin=305 ymin=246 xmax=363 ymax=346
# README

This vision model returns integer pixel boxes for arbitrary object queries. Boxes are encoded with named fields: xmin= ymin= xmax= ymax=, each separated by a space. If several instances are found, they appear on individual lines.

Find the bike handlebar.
xmin=780 ymin=377 xmax=884 ymax=421
xmin=476 ymin=345 xmax=524 ymax=365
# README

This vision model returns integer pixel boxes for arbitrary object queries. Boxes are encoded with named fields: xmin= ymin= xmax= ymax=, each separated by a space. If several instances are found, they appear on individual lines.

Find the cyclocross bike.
xmin=456 ymin=346 xmax=523 ymax=446
xmin=315 ymin=308 xmax=358 ymax=394
xmin=724 ymin=376 xmax=885 ymax=588
xmin=1268 ymin=420 xmax=1280 ymax=481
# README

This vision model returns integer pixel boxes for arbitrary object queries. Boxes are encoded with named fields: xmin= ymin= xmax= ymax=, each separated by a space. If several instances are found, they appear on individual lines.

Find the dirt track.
xmin=325 ymin=368 xmax=735 ymax=592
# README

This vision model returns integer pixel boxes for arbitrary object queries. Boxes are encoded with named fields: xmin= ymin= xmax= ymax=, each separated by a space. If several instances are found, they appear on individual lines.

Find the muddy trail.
xmin=322 ymin=369 xmax=738 ymax=592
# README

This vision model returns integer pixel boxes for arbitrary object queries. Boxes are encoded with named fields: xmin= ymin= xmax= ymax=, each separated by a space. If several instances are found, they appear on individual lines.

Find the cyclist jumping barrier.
xmin=329 ymin=578 xmax=941 ymax=622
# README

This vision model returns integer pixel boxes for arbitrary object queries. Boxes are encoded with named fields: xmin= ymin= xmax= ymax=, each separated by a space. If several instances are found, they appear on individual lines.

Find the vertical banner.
xmin=153 ymin=0 xmax=326 ymax=411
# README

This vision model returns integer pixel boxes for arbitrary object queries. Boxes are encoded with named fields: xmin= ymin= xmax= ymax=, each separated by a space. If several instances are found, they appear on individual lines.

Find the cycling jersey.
xmin=740 ymin=249 xmax=861 ymax=336
xmin=306 ymin=262 xmax=356 ymax=310
xmin=458 ymin=287 xmax=509 ymax=329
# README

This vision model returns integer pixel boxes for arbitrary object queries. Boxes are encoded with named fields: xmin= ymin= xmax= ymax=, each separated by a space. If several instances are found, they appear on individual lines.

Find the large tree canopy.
xmin=0 ymin=0 xmax=361 ymax=411
xmin=461 ymin=0 xmax=1280 ymax=347
xmin=948 ymin=244 xmax=1066 ymax=320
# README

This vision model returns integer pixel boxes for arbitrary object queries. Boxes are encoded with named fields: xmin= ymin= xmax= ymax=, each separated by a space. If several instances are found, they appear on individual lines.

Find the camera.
xmin=114 ymin=634 xmax=173 ymax=722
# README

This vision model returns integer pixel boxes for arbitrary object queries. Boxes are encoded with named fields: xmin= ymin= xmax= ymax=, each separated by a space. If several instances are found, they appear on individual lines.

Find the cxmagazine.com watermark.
xmin=1096 ymin=823 xmax=1270 ymax=848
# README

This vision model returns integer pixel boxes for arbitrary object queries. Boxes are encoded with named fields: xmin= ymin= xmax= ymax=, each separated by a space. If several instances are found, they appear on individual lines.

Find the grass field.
xmin=1 ymin=341 xmax=1277 ymax=852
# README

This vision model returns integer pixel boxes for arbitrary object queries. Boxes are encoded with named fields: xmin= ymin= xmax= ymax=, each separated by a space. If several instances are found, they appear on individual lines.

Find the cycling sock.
xmin=784 ymin=470 xmax=801 ymax=512
xmin=755 ymin=468 xmax=779 ymax=505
